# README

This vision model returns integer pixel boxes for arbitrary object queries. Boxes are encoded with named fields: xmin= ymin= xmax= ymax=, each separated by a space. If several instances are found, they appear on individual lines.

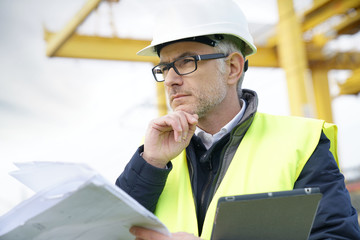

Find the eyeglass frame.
xmin=151 ymin=53 xmax=229 ymax=82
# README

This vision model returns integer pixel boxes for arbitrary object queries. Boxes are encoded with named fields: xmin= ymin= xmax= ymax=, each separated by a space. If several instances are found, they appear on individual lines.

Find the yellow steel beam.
xmin=302 ymin=0 xmax=360 ymax=32
xmin=247 ymin=46 xmax=279 ymax=68
xmin=303 ymin=0 xmax=331 ymax=16
xmin=335 ymin=9 xmax=360 ymax=35
xmin=301 ymin=0 xmax=332 ymax=31
xmin=46 ymin=0 xmax=102 ymax=57
xmin=277 ymin=0 xmax=315 ymax=117
xmin=44 ymin=30 xmax=159 ymax=63
xmin=311 ymin=67 xmax=333 ymax=122
xmin=307 ymin=48 xmax=360 ymax=70
xmin=339 ymin=68 xmax=360 ymax=95
xmin=309 ymin=8 xmax=360 ymax=49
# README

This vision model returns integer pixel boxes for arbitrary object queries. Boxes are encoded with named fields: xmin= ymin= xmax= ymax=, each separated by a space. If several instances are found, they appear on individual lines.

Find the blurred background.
xmin=1 ymin=0 xmax=360 ymax=219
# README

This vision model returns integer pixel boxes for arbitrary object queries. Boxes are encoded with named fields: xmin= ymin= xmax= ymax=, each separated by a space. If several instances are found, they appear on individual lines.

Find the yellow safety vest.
xmin=154 ymin=112 xmax=338 ymax=240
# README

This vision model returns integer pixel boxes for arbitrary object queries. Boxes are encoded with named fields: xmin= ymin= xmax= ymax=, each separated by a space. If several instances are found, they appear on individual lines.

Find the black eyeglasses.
xmin=152 ymin=53 xmax=228 ymax=82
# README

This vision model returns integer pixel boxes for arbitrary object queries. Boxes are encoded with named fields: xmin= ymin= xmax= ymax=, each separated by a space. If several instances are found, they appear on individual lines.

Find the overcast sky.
xmin=1 ymin=0 xmax=360 ymax=216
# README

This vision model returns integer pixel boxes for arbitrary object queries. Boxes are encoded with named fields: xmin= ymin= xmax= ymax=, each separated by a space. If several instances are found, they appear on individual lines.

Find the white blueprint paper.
xmin=0 ymin=162 xmax=170 ymax=240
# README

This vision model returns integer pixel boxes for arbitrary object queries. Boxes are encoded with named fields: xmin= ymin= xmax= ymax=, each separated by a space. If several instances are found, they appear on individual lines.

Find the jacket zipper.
xmin=199 ymin=159 xmax=213 ymax=226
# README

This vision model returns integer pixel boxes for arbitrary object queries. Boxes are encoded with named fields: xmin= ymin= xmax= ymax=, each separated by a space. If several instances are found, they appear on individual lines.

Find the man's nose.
xmin=164 ymin=68 xmax=183 ymax=87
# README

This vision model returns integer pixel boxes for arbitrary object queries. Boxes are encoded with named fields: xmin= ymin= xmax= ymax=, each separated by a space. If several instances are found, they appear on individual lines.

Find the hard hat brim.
xmin=137 ymin=32 xmax=257 ymax=57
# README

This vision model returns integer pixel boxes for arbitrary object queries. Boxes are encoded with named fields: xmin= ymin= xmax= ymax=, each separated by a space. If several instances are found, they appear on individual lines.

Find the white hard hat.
xmin=137 ymin=0 xmax=257 ymax=57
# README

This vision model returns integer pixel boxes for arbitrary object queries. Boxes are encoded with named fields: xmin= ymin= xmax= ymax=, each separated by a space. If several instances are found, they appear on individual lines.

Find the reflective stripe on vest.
xmin=154 ymin=112 xmax=338 ymax=239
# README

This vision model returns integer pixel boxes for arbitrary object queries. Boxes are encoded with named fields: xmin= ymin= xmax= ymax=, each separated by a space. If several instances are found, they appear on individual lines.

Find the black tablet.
xmin=211 ymin=188 xmax=322 ymax=240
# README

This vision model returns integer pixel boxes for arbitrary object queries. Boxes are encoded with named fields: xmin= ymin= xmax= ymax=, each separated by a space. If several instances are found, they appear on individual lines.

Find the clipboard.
xmin=210 ymin=188 xmax=322 ymax=240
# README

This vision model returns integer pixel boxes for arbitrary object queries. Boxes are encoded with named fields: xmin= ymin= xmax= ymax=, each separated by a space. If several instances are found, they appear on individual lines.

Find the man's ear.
xmin=227 ymin=52 xmax=244 ymax=85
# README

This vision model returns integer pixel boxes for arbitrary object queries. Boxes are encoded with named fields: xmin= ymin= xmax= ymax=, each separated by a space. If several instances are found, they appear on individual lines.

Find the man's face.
xmin=159 ymin=41 xmax=228 ymax=118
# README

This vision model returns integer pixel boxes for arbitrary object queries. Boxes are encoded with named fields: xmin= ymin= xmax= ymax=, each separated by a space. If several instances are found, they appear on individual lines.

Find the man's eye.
xmin=154 ymin=68 xmax=163 ymax=74
xmin=160 ymin=65 xmax=169 ymax=72
xmin=178 ymin=58 xmax=194 ymax=66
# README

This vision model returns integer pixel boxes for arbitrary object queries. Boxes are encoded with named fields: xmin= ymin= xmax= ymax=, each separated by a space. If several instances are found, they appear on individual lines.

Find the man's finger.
xmin=173 ymin=111 xmax=192 ymax=141
xmin=130 ymin=226 xmax=169 ymax=240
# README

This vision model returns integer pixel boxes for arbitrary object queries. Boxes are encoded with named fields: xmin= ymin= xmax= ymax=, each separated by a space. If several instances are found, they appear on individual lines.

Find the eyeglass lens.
xmin=153 ymin=56 xmax=197 ymax=82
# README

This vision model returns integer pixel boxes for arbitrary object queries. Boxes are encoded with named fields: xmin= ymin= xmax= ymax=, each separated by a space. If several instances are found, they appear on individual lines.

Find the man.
xmin=116 ymin=0 xmax=360 ymax=239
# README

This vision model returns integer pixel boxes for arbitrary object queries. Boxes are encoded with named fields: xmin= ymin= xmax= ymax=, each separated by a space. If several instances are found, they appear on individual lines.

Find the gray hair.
xmin=212 ymin=35 xmax=246 ymax=91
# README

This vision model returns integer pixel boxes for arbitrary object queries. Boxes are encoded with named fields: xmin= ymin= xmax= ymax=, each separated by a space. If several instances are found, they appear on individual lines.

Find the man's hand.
xmin=130 ymin=226 xmax=202 ymax=240
xmin=143 ymin=111 xmax=198 ymax=168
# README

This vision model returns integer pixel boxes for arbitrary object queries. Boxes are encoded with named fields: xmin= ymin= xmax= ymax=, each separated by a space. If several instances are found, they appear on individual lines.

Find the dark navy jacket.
xmin=116 ymin=90 xmax=360 ymax=239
